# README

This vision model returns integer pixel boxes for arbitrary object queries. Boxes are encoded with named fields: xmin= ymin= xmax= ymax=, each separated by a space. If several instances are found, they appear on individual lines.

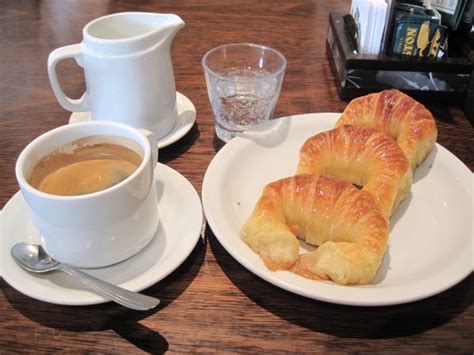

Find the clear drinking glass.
xmin=202 ymin=43 xmax=287 ymax=142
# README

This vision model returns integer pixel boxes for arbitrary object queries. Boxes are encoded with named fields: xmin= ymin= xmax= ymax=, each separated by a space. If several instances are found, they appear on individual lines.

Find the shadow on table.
xmin=1 ymin=240 xmax=205 ymax=353
xmin=159 ymin=123 xmax=200 ymax=164
xmin=209 ymin=234 xmax=473 ymax=339
xmin=425 ymin=103 xmax=456 ymax=125
xmin=213 ymin=134 xmax=226 ymax=152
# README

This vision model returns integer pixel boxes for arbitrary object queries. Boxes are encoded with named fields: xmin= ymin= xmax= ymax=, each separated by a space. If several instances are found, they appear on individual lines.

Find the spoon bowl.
xmin=11 ymin=242 xmax=60 ymax=273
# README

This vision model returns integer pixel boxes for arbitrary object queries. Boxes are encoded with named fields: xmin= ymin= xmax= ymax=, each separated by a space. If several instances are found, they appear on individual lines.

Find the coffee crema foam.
xmin=28 ymin=138 xmax=142 ymax=196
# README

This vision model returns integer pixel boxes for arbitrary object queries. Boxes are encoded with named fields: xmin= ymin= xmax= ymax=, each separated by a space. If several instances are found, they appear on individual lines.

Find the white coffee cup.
xmin=47 ymin=12 xmax=185 ymax=140
xmin=15 ymin=121 xmax=159 ymax=268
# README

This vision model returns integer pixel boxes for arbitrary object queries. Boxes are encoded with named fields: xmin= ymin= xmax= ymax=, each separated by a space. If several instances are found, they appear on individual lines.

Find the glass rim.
xmin=202 ymin=42 xmax=287 ymax=82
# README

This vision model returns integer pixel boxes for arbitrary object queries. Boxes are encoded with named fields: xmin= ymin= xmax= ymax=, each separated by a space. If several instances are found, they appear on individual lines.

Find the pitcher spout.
xmin=157 ymin=14 xmax=185 ymax=43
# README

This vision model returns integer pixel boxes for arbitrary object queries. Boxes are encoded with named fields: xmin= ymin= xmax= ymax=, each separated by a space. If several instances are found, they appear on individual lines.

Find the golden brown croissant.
xmin=240 ymin=175 xmax=389 ymax=285
xmin=297 ymin=125 xmax=412 ymax=217
xmin=336 ymin=89 xmax=437 ymax=169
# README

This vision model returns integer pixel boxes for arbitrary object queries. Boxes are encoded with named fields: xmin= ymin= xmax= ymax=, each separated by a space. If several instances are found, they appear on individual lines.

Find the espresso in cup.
xmin=28 ymin=135 xmax=142 ymax=196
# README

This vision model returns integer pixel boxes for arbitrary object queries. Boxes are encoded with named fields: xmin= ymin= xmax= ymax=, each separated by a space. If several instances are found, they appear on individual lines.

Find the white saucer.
xmin=69 ymin=92 xmax=196 ymax=149
xmin=0 ymin=163 xmax=203 ymax=306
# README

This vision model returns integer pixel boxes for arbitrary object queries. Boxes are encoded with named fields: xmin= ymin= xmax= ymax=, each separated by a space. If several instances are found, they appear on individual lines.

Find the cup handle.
xmin=47 ymin=44 xmax=90 ymax=112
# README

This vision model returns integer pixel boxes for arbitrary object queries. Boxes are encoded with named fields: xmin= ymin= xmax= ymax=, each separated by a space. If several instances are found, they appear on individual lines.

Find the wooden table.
xmin=0 ymin=0 xmax=472 ymax=352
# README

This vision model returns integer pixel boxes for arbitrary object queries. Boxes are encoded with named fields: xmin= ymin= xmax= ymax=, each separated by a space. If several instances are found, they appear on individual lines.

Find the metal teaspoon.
xmin=11 ymin=242 xmax=160 ymax=311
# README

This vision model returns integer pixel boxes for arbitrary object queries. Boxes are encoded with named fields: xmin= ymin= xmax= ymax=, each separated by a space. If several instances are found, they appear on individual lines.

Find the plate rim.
xmin=0 ymin=163 xmax=203 ymax=306
xmin=202 ymin=112 xmax=473 ymax=306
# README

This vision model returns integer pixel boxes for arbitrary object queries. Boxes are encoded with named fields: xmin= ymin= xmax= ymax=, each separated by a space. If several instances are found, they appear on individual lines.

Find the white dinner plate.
xmin=0 ymin=163 xmax=203 ymax=306
xmin=69 ymin=92 xmax=196 ymax=149
xmin=202 ymin=113 xmax=473 ymax=306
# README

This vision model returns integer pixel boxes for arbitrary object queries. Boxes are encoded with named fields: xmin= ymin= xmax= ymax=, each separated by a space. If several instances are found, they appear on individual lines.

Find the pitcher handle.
xmin=47 ymin=44 xmax=90 ymax=112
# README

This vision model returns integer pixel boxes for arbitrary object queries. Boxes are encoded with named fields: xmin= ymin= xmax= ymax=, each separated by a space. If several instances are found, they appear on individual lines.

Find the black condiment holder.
xmin=327 ymin=11 xmax=473 ymax=122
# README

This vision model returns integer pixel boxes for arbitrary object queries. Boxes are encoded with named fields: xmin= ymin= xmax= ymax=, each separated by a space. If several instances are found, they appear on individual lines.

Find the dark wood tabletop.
xmin=0 ymin=0 xmax=472 ymax=352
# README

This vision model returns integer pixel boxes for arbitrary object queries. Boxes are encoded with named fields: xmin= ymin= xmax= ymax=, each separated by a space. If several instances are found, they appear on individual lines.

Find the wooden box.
xmin=326 ymin=11 xmax=473 ymax=111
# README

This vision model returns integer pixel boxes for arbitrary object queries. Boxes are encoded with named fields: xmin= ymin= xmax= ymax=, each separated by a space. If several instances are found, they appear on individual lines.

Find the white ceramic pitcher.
xmin=48 ymin=12 xmax=185 ymax=139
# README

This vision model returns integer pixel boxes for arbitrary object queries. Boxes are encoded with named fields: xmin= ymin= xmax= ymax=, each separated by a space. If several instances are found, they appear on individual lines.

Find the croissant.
xmin=240 ymin=175 xmax=389 ymax=285
xmin=297 ymin=125 xmax=412 ymax=217
xmin=336 ymin=89 xmax=437 ymax=169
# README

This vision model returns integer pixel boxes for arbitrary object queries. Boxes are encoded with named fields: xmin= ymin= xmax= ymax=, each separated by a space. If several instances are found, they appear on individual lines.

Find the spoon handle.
xmin=59 ymin=264 xmax=160 ymax=311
